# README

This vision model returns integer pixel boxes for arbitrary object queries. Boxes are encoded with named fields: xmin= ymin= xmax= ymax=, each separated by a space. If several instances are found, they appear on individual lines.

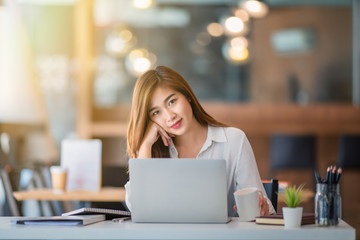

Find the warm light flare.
xmin=222 ymin=37 xmax=250 ymax=65
xmin=234 ymin=8 xmax=249 ymax=22
xmin=133 ymin=57 xmax=151 ymax=73
xmin=125 ymin=48 xmax=156 ymax=77
xmin=229 ymin=47 xmax=249 ymax=61
xmin=225 ymin=16 xmax=244 ymax=34
xmin=207 ymin=22 xmax=223 ymax=37
xmin=241 ymin=0 xmax=269 ymax=18
xmin=105 ymin=28 xmax=137 ymax=56
xmin=230 ymin=36 xmax=248 ymax=49
xmin=133 ymin=0 xmax=152 ymax=9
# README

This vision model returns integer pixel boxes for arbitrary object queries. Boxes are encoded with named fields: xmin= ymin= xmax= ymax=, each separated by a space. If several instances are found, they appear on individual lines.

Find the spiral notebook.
xmin=62 ymin=207 xmax=131 ymax=220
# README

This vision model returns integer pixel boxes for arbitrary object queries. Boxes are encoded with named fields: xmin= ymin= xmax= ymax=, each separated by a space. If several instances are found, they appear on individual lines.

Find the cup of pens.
xmin=314 ymin=166 xmax=342 ymax=226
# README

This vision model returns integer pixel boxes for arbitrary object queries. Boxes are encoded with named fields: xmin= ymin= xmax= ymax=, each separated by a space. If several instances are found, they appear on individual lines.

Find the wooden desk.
xmin=0 ymin=217 xmax=355 ymax=240
xmin=13 ymin=187 xmax=125 ymax=202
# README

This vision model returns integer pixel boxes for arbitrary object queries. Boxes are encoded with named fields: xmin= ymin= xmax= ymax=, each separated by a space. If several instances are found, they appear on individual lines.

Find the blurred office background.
xmin=0 ymin=0 xmax=359 ymax=237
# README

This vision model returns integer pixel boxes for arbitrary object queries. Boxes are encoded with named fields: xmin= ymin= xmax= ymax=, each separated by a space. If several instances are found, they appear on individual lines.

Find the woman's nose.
xmin=165 ymin=109 xmax=176 ymax=121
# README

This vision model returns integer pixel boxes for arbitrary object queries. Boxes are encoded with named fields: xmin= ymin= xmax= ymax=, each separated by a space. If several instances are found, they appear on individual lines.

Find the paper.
xmin=61 ymin=139 xmax=102 ymax=191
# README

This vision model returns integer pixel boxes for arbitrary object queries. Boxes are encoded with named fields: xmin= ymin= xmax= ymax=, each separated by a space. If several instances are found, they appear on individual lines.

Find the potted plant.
xmin=282 ymin=184 xmax=304 ymax=228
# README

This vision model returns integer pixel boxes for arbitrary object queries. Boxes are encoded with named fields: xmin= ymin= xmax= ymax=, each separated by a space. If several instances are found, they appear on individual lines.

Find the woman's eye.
xmin=169 ymin=99 xmax=176 ymax=105
xmin=152 ymin=111 xmax=159 ymax=116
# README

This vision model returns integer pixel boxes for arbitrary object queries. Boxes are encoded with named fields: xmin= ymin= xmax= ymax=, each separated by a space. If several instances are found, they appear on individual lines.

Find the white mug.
xmin=234 ymin=187 xmax=261 ymax=221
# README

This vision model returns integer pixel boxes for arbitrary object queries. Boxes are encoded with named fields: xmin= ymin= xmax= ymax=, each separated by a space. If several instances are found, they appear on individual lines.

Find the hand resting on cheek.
xmin=138 ymin=121 xmax=174 ymax=158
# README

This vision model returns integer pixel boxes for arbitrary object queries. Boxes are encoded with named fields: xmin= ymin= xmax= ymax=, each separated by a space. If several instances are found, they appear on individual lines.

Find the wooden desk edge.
xmin=13 ymin=187 xmax=126 ymax=202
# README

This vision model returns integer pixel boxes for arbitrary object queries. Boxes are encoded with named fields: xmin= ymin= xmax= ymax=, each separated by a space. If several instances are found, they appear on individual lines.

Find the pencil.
xmin=335 ymin=168 xmax=342 ymax=184
xmin=325 ymin=166 xmax=331 ymax=184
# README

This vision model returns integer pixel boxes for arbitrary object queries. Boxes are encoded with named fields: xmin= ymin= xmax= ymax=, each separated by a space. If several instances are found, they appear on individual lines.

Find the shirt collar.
xmin=168 ymin=125 xmax=227 ymax=158
xmin=198 ymin=125 xmax=227 ymax=156
xmin=168 ymin=138 xmax=178 ymax=158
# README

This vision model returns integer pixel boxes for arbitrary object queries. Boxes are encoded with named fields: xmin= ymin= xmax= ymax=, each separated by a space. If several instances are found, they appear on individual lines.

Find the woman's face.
xmin=148 ymin=86 xmax=194 ymax=136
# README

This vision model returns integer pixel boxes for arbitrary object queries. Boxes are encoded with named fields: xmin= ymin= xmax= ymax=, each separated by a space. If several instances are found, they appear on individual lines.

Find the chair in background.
xmin=262 ymin=179 xmax=278 ymax=212
xmin=0 ymin=168 xmax=20 ymax=216
xmin=337 ymin=135 xmax=360 ymax=169
xmin=35 ymin=165 xmax=64 ymax=215
xmin=269 ymin=134 xmax=316 ymax=189
xmin=18 ymin=167 xmax=59 ymax=216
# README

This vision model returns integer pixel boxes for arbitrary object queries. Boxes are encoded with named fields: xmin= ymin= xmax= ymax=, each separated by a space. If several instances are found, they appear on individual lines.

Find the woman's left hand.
xmin=258 ymin=193 xmax=269 ymax=215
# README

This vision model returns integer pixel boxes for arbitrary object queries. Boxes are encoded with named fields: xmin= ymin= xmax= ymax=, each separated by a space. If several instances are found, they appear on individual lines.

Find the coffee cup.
xmin=234 ymin=187 xmax=261 ymax=221
xmin=50 ymin=166 xmax=67 ymax=194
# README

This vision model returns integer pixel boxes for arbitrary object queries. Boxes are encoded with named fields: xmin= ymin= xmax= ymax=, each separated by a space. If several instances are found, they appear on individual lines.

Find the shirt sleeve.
xmin=234 ymin=133 xmax=276 ymax=214
xmin=124 ymin=181 xmax=132 ymax=212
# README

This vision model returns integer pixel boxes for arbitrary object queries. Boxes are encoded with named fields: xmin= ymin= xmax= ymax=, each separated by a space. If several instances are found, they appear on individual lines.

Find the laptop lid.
xmin=129 ymin=158 xmax=229 ymax=223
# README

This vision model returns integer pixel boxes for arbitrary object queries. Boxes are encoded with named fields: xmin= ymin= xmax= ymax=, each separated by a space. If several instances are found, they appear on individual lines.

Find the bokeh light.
xmin=105 ymin=28 xmax=137 ymax=57
xmin=240 ymin=0 xmax=269 ymax=18
xmin=207 ymin=22 xmax=224 ymax=37
xmin=225 ymin=16 xmax=244 ymax=34
xmin=222 ymin=37 xmax=250 ymax=65
xmin=220 ymin=15 xmax=249 ymax=36
xmin=125 ymin=48 xmax=156 ymax=77
xmin=133 ymin=0 xmax=152 ymax=9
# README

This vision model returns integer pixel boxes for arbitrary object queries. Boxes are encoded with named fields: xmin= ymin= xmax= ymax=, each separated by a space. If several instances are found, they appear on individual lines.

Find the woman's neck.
xmin=173 ymin=119 xmax=208 ymax=158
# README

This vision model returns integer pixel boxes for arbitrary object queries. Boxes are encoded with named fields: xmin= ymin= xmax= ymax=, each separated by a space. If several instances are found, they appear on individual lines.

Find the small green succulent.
xmin=283 ymin=184 xmax=304 ymax=208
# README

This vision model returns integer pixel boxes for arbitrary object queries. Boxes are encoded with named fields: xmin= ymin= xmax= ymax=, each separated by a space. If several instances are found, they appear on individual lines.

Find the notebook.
xmin=62 ymin=207 xmax=131 ymax=220
xmin=129 ymin=158 xmax=229 ymax=223
xmin=10 ymin=215 xmax=105 ymax=226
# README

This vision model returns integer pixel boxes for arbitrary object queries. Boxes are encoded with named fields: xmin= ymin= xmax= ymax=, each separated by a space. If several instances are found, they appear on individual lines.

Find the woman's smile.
xmin=170 ymin=119 xmax=182 ymax=129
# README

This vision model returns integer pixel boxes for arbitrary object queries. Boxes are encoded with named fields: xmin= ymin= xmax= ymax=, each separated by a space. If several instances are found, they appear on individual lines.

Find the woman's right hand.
xmin=138 ymin=121 xmax=172 ymax=158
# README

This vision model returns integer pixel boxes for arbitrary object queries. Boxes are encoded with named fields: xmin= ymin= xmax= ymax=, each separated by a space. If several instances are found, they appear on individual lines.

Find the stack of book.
xmin=255 ymin=213 xmax=315 ymax=226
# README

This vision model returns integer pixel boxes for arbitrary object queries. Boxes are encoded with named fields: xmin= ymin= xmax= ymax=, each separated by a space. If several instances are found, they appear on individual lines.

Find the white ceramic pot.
xmin=282 ymin=207 xmax=303 ymax=228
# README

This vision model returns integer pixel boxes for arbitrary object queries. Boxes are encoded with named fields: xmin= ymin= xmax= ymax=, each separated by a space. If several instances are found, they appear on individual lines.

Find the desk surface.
xmin=13 ymin=187 xmax=125 ymax=202
xmin=0 ymin=217 xmax=355 ymax=240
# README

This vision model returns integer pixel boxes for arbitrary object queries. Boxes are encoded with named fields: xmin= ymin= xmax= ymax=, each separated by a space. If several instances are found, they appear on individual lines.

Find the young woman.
xmin=125 ymin=65 xmax=275 ymax=217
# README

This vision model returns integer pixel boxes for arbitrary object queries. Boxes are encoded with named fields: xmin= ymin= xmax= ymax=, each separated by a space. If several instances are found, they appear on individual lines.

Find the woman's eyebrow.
xmin=149 ymin=93 xmax=176 ymax=113
xmin=164 ymin=93 xmax=176 ymax=103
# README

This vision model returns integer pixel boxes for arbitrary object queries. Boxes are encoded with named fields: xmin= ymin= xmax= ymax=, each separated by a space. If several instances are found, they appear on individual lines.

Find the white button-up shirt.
xmin=125 ymin=125 xmax=275 ymax=216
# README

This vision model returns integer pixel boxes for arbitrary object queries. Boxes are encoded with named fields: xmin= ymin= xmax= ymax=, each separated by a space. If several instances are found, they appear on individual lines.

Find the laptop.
xmin=129 ymin=158 xmax=229 ymax=223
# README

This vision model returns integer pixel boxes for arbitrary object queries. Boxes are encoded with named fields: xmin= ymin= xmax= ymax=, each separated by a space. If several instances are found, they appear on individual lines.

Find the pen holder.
xmin=315 ymin=183 xmax=342 ymax=226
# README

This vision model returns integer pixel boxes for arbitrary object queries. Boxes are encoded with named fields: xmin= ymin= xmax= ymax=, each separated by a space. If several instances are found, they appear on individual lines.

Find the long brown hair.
xmin=127 ymin=65 xmax=225 ymax=158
